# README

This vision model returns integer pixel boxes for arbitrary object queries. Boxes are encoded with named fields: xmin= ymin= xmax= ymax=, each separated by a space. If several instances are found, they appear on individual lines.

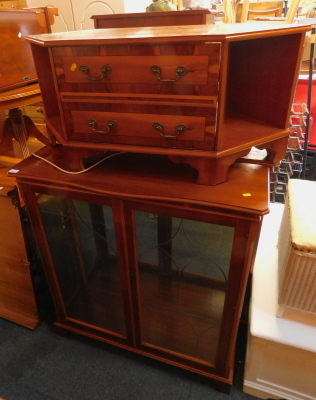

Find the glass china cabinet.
xmin=9 ymin=147 xmax=269 ymax=393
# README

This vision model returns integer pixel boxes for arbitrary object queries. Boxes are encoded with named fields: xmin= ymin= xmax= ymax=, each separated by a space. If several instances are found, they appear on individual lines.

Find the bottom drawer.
xmin=69 ymin=110 xmax=211 ymax=149
xmin=63 ymin=100 xmax=216 ymax=150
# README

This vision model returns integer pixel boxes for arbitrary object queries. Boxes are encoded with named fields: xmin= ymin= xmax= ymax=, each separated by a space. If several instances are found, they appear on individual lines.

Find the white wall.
xmin=26 ymin=0 xmax=152 ymax=31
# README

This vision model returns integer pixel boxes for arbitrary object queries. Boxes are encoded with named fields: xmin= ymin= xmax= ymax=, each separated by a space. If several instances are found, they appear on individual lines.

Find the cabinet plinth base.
xmin=169 ymin=149 xmax=250 ymax=185
xmin=59 ymin=132 xmax=289 ymax=186
xmin=53 ymin=320 xmax=233 ymax=395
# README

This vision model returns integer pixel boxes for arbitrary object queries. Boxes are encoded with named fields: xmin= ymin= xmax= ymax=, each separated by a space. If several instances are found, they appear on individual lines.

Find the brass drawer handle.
xmin=153 ymin=123 xmax=188 ymax=138
xmin=87 ymin=119 xmax=117 ymax=134
xmin=150 ymin=65 xmax=188 ymax=82
xmin=79 ymin=65 xmax=112 ymax=81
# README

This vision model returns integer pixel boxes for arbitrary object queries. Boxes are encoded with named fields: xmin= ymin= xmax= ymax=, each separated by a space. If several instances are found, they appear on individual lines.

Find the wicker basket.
xmin=277 ymin=179 xmax=316 ymax=326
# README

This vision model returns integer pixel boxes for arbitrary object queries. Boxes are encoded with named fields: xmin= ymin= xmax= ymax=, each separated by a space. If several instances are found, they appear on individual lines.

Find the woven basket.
xmin=277 ymin=179 xmax=316 ymax=326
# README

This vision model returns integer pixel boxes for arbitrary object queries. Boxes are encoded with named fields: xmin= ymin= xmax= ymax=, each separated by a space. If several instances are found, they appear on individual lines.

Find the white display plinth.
xmin=243 ymin=203 xmax=316 ymax=400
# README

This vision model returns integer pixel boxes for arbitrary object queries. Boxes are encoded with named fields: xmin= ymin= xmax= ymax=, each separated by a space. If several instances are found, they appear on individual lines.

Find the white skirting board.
xmin=243 ymin=203 xmax=316 ymax=400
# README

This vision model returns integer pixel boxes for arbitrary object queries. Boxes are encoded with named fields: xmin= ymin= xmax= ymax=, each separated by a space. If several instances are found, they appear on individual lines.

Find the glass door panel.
xmin=135 ymin=211 xmax=234 ymax=365
xmin=37 ymin=194 xmax=126 ymax=337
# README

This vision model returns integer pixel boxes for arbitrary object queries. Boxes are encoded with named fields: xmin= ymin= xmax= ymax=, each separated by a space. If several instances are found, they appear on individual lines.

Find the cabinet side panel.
xmin=30 ymin=44 xmax=60 ymax=120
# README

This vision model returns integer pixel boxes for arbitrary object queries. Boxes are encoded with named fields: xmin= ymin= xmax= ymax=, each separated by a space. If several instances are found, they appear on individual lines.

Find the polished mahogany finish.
xmin=10 ymin=145 xmax=269 ymax=392
xmin=26 ymin=23 xmax=309 ymax=185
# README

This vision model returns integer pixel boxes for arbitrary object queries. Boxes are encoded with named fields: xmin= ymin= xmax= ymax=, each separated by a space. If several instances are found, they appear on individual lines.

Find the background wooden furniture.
xmin=171 ymin=0 xmax=183 ymax=9
xmin=26 ymin=23 xmax=309 ymax=185
xmin=0 ymin=0 xmax=26 ymax=9
xmin=240 ymin=0 xmax=301 ymax=22
xmin=296 ymin=0 xmax=316 ymax=19
xmin=9 ymin=145 xmax=270 ymax=392
xmin=0 ymin=84 xmax=49 ymax=158
xmin=0 ymin=158 xmax=39 ymax=329
xmin=0 ymin=7 xmax=56 ymax=328
xmin=236 ymin=0 xmax=284 ymax=22
xmin=0 ymin=7 xmax=56 ymax=158
xmin=0 ymin=7 xmax=57 ymax=92
xmin=247 ymin=7 xmax=282 ymax=19
xmin=92 ymin=9 xmax=216 ymax=29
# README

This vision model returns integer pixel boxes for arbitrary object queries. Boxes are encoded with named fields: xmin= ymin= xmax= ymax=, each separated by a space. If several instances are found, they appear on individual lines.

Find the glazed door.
xmin=22 ymin=183 xmax=252 ymax=377
xmin=126 ymin=202 xmax=250 ymax=376
xmin=36 ymin=193 xmax=133 ymax=342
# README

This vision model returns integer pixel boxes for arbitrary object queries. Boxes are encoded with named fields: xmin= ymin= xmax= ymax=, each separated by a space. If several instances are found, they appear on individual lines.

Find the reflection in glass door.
xmin=135 ymin=211 xmax=234 ymax=365
xmin=37 ymin=194 xmax=127 ymax=338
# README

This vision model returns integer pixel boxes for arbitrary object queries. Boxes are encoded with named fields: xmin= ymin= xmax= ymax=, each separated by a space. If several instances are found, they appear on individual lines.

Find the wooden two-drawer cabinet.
xmin=26 ymin=23 xmax=310 ymax=184
xmin=9 ymin=145 xmax=270 ymax=392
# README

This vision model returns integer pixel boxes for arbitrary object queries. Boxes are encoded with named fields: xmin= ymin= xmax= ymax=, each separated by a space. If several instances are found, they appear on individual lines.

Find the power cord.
xmin=31 ymin=151 xmax=126 ymax=175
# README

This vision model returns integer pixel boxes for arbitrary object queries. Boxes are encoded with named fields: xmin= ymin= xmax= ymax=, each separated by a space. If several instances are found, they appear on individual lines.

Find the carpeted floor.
xmin=0 ymin=316 xmax=262 ymax=400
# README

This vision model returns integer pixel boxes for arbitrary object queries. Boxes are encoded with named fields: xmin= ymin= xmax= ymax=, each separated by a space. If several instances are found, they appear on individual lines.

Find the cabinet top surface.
xmin=9 ymin=146 xmax=270 ymax=216
xmin=25 ymin=22 xmax=311 ymax=46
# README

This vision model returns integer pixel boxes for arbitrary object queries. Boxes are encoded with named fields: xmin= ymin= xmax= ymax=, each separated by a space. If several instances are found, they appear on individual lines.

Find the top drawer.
xmin=62 ymin=55 xmax=209 ymax=85
xmin=52 ymin=42 xmax=221 ymax=97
